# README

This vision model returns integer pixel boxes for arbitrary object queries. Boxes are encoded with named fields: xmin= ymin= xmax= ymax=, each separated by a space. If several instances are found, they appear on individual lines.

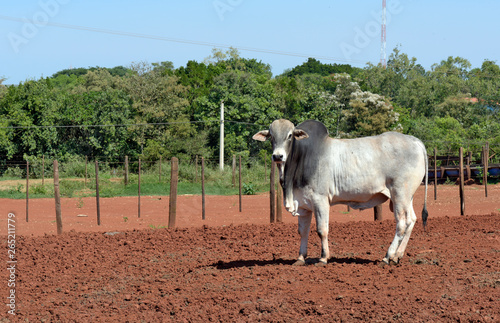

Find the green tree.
xmin=51 ymin=65 xmax=131 ymax=78
xmin=362 ymin=48 xmax=421 ymax=97
xmin=175 ymin=60 xmax=228 ymax=106
xmin=362 ymin=48 xmax=431 ymax=117
xmin=435 ymin=95 xmax=489 ymax=128
xmin=342 ymin=90 xmax=401 ymax=137
xmin=429 ymin=56 xmax=472 ymax=104
xmin=296 ymin=88 xmax=339 ymax=135
xmin=204 ymin=47 xmax=232 ymax=65
xmin=56 ymin=89 xmax=136 ymax=158
xmin=126 ymin=62 xmax=208 ymax=160
xmin=0 ymin=76 xmax=6 ymax=98
xmin=152 ymin=61 xmax=175 ymax=76
xmin=204 ymin=47 xmax=272 ymax=76
xmin=271 ymin=75 xmax=305 ymax=119
xmin=329 ymin=73 xmax=361 ymax=136
xmin=409 ymin=116 xmax=466 ymax=154
xmin=80 ymin=68 xmax=126 ymax=93
xmin=469 ymin=60 xmax=500 ymax=118
xmin=0 ymin=79 xmax=59 ymax=159
xmin=194 ymin=69 xmax=281 ymax=158
xmin=282 ymin=57 xmax=361 ymax=78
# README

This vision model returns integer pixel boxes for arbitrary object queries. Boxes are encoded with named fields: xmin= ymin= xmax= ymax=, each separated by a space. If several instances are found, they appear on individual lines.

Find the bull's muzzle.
xmin=272 ymin=154 xmax=284 ymax=162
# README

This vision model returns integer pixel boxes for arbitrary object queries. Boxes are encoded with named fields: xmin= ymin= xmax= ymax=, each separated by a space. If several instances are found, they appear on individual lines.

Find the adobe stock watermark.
xmin=213 ymin=0 xmax=244 ymax=21
xmin=6 ymin=212 xmax=17 ymax=315
xmin=7 ymin=0 xmax=70 ymax=54
xmin=339 ymin=0 xmax=404 ymax=61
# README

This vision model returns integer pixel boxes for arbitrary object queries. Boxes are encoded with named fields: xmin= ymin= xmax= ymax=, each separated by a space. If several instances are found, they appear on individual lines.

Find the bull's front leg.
xmin=294 ymin=210 xmax=312 ymax=266
xmin=314 ymin=199 xmax=330 ymax=266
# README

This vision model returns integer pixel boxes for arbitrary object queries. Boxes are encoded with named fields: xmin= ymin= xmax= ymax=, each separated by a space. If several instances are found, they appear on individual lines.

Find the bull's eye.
xmin=287 ymin=133 xmax=292 ymax=140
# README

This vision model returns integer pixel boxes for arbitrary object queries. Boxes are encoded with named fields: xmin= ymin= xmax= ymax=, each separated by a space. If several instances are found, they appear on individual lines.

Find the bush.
xmin=31 ymin=184 xmax=48 ymax=195
xmin=243 ymin=182 xmax=256 ymax=195
xmin=3 ymin=167 xmax=24 ymax=178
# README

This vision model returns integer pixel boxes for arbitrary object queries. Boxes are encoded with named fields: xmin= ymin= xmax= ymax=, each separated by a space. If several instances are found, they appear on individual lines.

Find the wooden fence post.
xmin=159 ymin=156 xmax=162 ymax=183
xmin=276 ymin=185 xmax=283 ymax=223
xmin=434 ymin=147 xmax=438 ymax=200
xmin=53 ymin=160 xmax=63 ymax=235
xmin=270 ymin=160 xmax=276 ymax=223
xmin=195 ymin=155 xmax=198 ymax=183
xmin=201 ymin=157 xmax=206 ymax=220
xmin=169 ymin=157 xmax=179 ymax=228
xmin=264 ymin=157 xmax=267 ymax=181
xmin=138 ymin=158 xmax=141 ymax=218
xmin=95 ymin=160 xmax=101 ymax=225
xmin=26 ymin=160 xmax=29 ymax=222
xmin=483 ymin=142 xmax=489 ymax=198
xmin=84 ymin=156 xmax=88 ymax=188
xmin=239 ymin=155 xmax=242 ymax=212
xmin=232 ymin=155 xmax=236 ymax=187
xmin=459 ymin=147 xmax=465 ymax=216
xmin=374 ymin=204 xmax=382 ymax=221
xmin=124 ymin=155 xmax=129 ymax=186
xmin=42 ymin=155 xmax=45 ymax=185
xmin=466 ymin=151 xmax=472 ymax=180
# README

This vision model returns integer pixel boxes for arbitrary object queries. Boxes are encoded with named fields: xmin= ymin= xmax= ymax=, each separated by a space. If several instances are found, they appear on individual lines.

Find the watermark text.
xmin=8 ymin=0 xmax=70 ymax=53
xmin=6 ymin=212 xmax=17 ymax=315
xmin=213 ymin=0 xmax=244 ymax=21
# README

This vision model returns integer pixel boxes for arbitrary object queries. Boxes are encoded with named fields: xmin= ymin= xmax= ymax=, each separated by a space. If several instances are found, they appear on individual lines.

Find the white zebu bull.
xmin=253 ymin=119 xmax=428 ymax=266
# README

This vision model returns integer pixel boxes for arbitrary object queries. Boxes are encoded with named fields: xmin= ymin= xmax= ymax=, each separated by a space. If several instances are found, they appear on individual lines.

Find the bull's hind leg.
xmin=394 ymin=202 xmax=417 ymax=260
xmin=383 ymin=201 xmax=416 ymax=264
xmin=295 ymin=210 xmax=312 ymax=266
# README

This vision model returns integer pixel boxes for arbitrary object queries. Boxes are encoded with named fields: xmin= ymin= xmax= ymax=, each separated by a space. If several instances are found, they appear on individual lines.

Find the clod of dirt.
xmin=104 ymin=232 xmax=122 ymax=236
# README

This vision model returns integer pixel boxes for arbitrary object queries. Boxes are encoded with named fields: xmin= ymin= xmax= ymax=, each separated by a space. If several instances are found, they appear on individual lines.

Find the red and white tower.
xmin=380 ymin=0 xmax=387 ymax=67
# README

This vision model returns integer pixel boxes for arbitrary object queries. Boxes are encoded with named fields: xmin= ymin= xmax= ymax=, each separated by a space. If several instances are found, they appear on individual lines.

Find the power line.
xmin=3 ymin=15 xmax=499 ymax=79
xmin=0 ymin=119 xmax=266 ymax=130
xmin=0 ymin=120 xmax=212 ymax=130
xmin=3 ymin=16 xmax=500 ymax=79
xmin=0 ymin=15 xmax=366 ymax=65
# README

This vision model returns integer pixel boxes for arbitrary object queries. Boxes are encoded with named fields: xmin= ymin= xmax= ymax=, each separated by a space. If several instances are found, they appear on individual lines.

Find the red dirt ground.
xmin=1 ymin=184 xmax=499 ymax=321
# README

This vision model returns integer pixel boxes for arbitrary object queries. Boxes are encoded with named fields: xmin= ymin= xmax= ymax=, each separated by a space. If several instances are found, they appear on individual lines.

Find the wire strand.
xmin=0 ymin=15 xmax=366 ymax=65
xmin=0 ymin=119 xmax=266 ymax=130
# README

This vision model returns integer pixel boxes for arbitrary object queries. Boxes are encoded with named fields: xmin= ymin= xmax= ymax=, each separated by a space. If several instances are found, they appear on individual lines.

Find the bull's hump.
xmin=296 ymin=120 xmax=329 ymax=140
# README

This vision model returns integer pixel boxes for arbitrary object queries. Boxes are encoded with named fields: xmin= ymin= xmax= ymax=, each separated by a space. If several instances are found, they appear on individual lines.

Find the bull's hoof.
xmin=292 ymin=259 xmax=306 ymax=266
xmin=315 ymin=260 xmax=327 ymax=267
xmin=382 ymin=257 xmax=400 ymax=265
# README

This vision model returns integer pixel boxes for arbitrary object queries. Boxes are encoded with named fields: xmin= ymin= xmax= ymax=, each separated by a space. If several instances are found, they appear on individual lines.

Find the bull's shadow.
xmin=212 ymin=258 xmax=295 ymax=270
xmin=329 ymin=256 xmax=378 ymax=265
xmin=211 ymin=257 xmax=377 ymax=270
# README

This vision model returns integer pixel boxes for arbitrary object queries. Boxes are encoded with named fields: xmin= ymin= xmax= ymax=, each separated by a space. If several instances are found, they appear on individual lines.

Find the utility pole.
xmin=219 ymin=101 xmax=224 ymax=171
xmin=380 ymin=0 xmax=387 ymax=68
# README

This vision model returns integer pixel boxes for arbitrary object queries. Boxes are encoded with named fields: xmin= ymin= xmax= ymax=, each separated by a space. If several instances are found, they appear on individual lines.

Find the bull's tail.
xmin=422 ymin=146 xmax=429 ymax=230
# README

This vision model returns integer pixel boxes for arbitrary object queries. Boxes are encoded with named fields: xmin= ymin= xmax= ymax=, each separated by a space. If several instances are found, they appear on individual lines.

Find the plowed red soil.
xmin=1 ymin=184 xmax=499 ymax=321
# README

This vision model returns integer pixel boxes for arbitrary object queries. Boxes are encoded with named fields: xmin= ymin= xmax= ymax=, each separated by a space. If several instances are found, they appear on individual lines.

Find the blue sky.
xmin=2 ymin=0 xmax=500 ymax=84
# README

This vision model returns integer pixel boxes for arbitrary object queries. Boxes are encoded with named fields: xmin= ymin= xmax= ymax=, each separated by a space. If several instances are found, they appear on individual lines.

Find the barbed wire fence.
xmin=0 ymin=120 xmax=498 ymax=235
xmin=0 ymin=118 xmax=498 ymax=191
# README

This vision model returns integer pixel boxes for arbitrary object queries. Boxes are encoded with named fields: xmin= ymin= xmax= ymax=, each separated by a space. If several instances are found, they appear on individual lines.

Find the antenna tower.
xmin=380 ymin=0 xmax=387 ymax=67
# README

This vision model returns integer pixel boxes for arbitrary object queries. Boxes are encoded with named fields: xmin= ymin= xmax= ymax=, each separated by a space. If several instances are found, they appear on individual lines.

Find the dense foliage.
xmin=1 ymin=48 xmax=499 ymax=166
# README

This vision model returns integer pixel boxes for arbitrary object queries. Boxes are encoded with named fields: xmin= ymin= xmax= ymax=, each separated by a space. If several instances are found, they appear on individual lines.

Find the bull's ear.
xmin=252 ymin=130 xmax=270 ymax=141
xmin=293 ymin=129 xmax=309 ymax=140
